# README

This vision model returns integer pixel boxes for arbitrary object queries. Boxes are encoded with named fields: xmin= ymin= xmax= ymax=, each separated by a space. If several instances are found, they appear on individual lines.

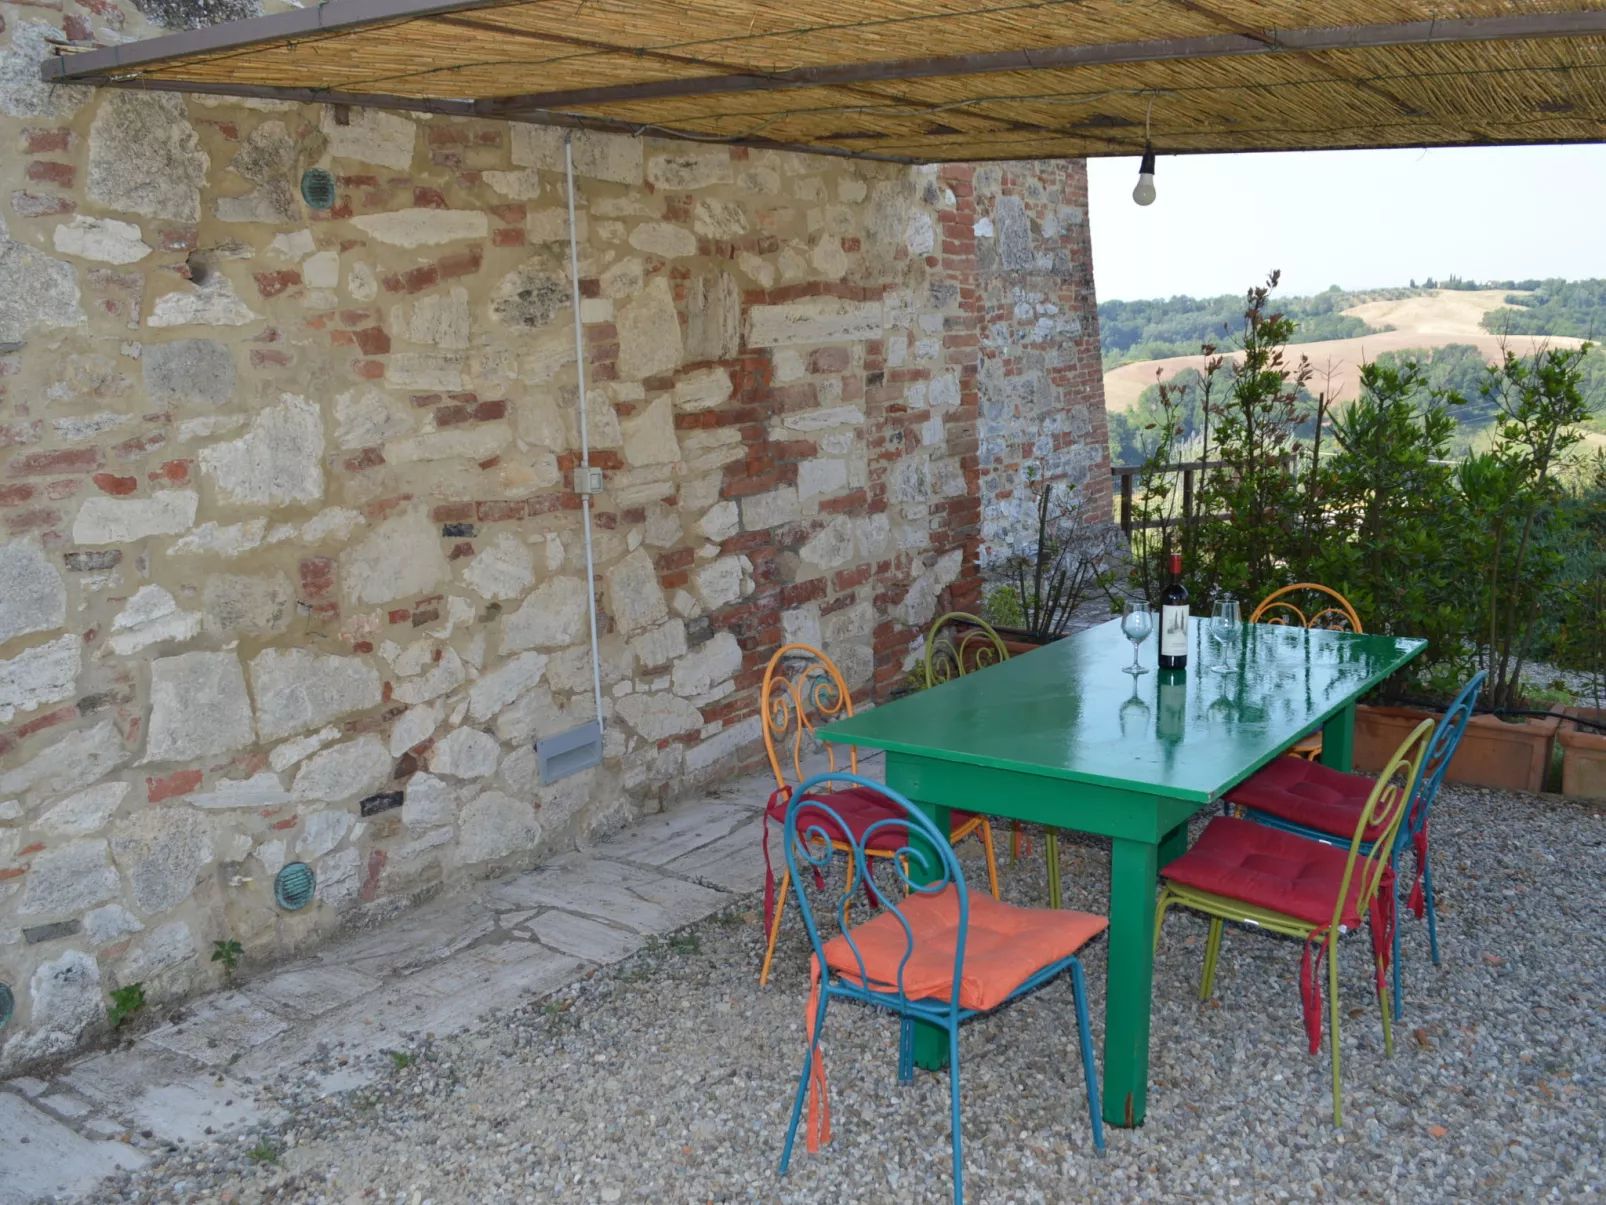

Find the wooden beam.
xmin=474 ymin=11 xmax=1606 ymax=115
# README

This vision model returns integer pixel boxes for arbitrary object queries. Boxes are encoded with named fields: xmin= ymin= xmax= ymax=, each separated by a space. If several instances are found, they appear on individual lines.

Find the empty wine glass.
xmin=1210 ymin=595 xmax=1241 ymax=674
xmin=1120 ymin=597 xmax=1153 ymax=676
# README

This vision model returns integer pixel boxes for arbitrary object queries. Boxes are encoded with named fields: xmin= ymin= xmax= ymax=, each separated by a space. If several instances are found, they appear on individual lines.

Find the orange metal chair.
xmin=758 ymin=643 xmax=1000 ymax=986
xmin=1249 ymin=584 xmax=1364 ymax=761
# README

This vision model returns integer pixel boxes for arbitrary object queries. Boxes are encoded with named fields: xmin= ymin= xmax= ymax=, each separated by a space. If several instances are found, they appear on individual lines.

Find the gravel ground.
xmin=85 ymin=784 xmax=1604 ymax=1205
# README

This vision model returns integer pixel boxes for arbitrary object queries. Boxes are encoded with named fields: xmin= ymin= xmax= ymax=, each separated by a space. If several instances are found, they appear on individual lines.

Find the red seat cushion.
xmin=768 ymin=786 xmax=979 ymax=853
xmin=1225 ymin=756 xmax=1386 ymax=843
xmin=1161 ymin=817 xmax=1372 ymax=930
xmin=822 ymin=885 xmax=1107 ymax=1011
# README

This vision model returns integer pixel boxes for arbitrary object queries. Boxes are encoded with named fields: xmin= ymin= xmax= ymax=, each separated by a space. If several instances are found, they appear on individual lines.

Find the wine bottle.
xmin=1157 ymin=667 xmax=1188 ymax=741
xmin=1159 ymin=552 xmax=1189 ymax=670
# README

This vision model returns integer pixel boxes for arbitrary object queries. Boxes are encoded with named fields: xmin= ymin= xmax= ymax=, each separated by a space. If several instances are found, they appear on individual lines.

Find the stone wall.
xmin=0 ymin=4 xmax=1108 ymax=1069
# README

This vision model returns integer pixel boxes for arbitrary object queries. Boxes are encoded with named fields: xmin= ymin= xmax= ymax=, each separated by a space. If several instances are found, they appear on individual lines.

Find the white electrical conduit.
xmin=564 ymin=133 xmax=606 ymax=730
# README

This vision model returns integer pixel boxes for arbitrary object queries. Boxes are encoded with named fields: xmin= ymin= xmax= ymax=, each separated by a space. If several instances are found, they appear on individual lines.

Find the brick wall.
xmin=0 ymin=2 xmax=1108 ymax=1070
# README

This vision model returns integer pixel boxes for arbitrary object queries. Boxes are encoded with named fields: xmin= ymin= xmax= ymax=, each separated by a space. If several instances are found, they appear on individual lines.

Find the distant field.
xmin=1101 ymin=289 xmax=1587 ymax=413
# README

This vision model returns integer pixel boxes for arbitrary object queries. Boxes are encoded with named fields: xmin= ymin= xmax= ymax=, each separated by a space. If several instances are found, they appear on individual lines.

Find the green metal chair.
xmin=922 ymin=612 xmax=1068 ymax=909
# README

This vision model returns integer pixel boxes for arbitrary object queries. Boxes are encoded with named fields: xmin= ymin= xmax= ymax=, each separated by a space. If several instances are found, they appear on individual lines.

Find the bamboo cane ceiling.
xmin=41 ymin=1 xmax=1606 ymax=161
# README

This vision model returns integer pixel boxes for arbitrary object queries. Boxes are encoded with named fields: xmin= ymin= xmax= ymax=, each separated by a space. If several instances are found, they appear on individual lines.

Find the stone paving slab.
xmin=2 ymin=769 xmax=780 ymax=1203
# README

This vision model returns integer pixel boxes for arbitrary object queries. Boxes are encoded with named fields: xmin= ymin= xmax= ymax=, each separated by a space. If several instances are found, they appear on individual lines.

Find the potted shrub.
xmin=1555 ymin=453 xmax=1606 ymax=798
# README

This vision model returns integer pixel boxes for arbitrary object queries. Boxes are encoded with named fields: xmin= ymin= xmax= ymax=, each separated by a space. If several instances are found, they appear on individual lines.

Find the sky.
xmin=1086 ymin=144 xmax=1606 ymax=302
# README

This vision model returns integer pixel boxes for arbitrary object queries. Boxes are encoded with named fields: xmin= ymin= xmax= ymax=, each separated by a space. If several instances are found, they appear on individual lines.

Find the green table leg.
xmin=1321 ymin=701 xmax=1356 ymax=772
xmin=1157 ymin=820 xmax=1188 ymax=870
xmin=897 ymin=793 xmax=951 ymax=1073
xmin=1105 ymin=836 xmax=1159 ymax=1127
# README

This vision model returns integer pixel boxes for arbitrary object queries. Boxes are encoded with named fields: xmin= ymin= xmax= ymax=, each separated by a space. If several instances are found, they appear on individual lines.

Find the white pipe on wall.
xmin=564 ymin=133 xmax=606 ymax=730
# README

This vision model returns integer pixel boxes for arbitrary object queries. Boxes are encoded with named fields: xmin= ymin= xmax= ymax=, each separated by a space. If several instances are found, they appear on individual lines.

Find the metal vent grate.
xmin=274 ymin=861 xmax=317 ymax=910
xmin=300 ymin=168 xmax=335 ymax=210
xmin=0 ymin=981 xmax=12 ymax=1030
xmin=537 ymin=720 xmax=603 ymax=784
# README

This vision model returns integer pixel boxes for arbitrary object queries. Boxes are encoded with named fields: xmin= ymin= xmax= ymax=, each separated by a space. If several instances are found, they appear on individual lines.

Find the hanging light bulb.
xmin=1132 ymin=142 xmax=1157 ymax=206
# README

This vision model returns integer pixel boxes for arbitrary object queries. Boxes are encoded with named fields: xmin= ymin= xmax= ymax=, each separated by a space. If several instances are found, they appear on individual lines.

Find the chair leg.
xmin=1010 ymin=820 xmax=1022 ymax=866
xmin=947 ymin=1026 xmax=965 ymax=1205
xmin=1152 ymin=887 xmax=1173 ymax=955
xmin=897 ymin=1016 xmax=915 ymax=1084
xmin=842 ymin=856 xmax=855 ymax=928
xmin=1328 ymin=933 xmax=1343 ymax=1127
xmin=759 ymin=869 xmax=791 ymax=987
xmin=1423 ymin=853 xmax=1442 ymax=966
xmin=1045 ymin=830 xmax=1062 ymax=909
xmin=779 ymin=989 xmax=829 ymax=1176
xmin=976 ymin=821 xmax=1001 ymax=900
xmin=1390 ymin=870 xmax=1405 ymax=1022
xmin=1377 ymin=948 xmax=1394 ymax=1058
xmin=1200 ymin=916 xmax=1224 ymax=1001
xmin=1069 ymin=959 xmax=1106 ymax=1154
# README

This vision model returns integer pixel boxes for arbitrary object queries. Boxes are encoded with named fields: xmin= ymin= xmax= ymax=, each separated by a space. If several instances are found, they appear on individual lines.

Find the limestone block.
xmin=782 ymin=605 xmax=823 ymax=648
xmin=673 ymin=367 xmax=733 ymax=413
xmin=321 ymin=106 xmax=416 ymax=171
xmin=341 ymin=509 xmax=451 ymax=606
xmin=646 ymin=150 xmax=732 ymax=190
xmin=628 ymin=222 xmax=697 ymax=258
xmin=501 ymin=576 xmax=589 ymax=652
xmin=684 ymin=273 xmax=740 ymax=363
xmin=302 ymin=250 xmax=340 ymax=289
xmin=460 ymin=532 xmax=535 ymax=600
xmin=250 ymin=648 xmax=382 ymax=743
xmin=600 ymin=257 xmax=644 ymax=299
xmin=202 ymin=573 xmax=294 ymax=637
xmin=36 ymin=782 xmax=129 ymax=837
xmin=491 ymin=262 xmax=569 ymax=330
xmin=694 ymin=199 xmax=748 ymax=239
xmin=0 ymin=634 xmax=79 ymax=723
xmin=429 ymin=726 xmax=500 ymax=779
xmin=74 ymin=490 xmax=198 ymax=545
xmin=483 ymin=168 xmax=542 ymax=199
xmin=352 ymin=209 xmax=488 ymax=247
xmin=671 ymin=632 xmax=743 ymax=698
xmin=146 ymin=276 xmax=260 ymax=328
xmin=87 ymin=92 xmax=207 ymax=221
xmin=0 ymin=543 xmax=66 ymax=645
xmin=894 ymin=548 xmax=965 ymax=627
xmin=186 ymin=772 xmax=290 ymax=810
xmin=604 ymin=548 xmax=667 ymax=636
xmin=268 ymin=725 xmax=340 ymax=774
xmin=698 ymin=501 xmax=739 ymax=542
xmin=197 ymin=395 xmax=324 ymax=509
xmin=297 ymin=810 xmax=354 ymax=860
xmin=993 ymin=195 xmax=1034 ymax=270
xmin=620 ymin=396 xmax=680 ymax=467
xmin=52 ymin=216 xmax=152 ymax=265
xmin=111 ymin=807 xmax=213 ymax=915
xmin=167 ymin=518 xmax=265 ymax=558
xmin=3 ymin=951 xmax=103 ymax=1068
xmin=385 ymin=422 xmax=510 ymax=465
xmin=631 ymin=619 xmax=688 ymax=670
xmin=117 ymin=921 xmax=196 ymax=984
xmin=391 ymin=646 xmax=466 ymax=705
xmin=694 ymin=556 xmax=748 ymax=610
xmin=615 ymin=691 xmax=702 ymax=740
xmin=291 ymin=736 xmax=391 ymax=804
xmin=740 ymin=486 xmax=800 ymax=531
xmin=747 ymin=298 xmax=883 ymax=347
xmin=334 ymin=388 xmax=412 ymax=450
xmin=402 ymin=772 xmax=456 ymax=830
xmin=19 ymin=840 xmax=119 ymax=916
xmin=798 ymin=457 xmax=849 ymax=500
xmin=1 ymin=21 xmax=91 ymax=119
xmin=392 ymin=287 xmax=470 ymax=349
xmin=108 ymin=585 xmax=201 ymax=654
xmin=144 ymin=651 xmax=255 ymax=764
xmin=616 ymin=277 xmax=683 ymax=381
xmin=316 ymin=846 xmax=361 ymax=906
xmin=774 ymin=405 xmax=866 ymax=435
xmin=389 ymin=703 xmax=441 ymax=757
xmin=142 ymin=339 xmax=236 ymax=408
xmin=511 ymin=125 xmax=641 ymax=185
xmin=456 ymin=790 xmax=542 ymax=864
xmin=905 ymin=211 xmax=936 ymax=256
xmin=0 ymin=234 xmax=83 ymax=343
xmin=681 ymin=429 xmax=745 ymax=474
xmin=83 ymin=904 xmax=144 ymax=947
xmin=800 ymin=515 xmax=856 ymax=570
xmin=0 ymin=720 xmax=127 ymax=802
xmin=468 ymin=651 xmax=549 ymax=722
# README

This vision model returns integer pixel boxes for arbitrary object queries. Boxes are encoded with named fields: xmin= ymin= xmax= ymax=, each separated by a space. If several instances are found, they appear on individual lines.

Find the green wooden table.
xmin=819 ymin=615 xmax=1425 ymax=1128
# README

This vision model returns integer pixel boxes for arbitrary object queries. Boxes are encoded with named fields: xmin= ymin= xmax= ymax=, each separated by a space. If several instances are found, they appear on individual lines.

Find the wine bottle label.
xmin=1160 ymin=605 xmax=1189 ymax=658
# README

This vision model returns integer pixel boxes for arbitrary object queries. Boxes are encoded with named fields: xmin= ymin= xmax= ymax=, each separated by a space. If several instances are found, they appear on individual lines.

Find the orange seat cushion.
xmin=769 ymin=786 xmax=980 ymax=853
xmin=1161 ymin=817 xmax=1371 ymax=930
xmin=1226 ymin=756 xmax=1385 ymax=843
xmin=821 ymin=885 xmax=1107 ymax=1012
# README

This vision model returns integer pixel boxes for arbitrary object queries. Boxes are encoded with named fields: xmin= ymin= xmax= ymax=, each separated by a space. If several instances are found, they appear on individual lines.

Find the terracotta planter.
xmin=948 ymin=618 xmax=1064 ymax=663
xmin=1559 ymin=706 xmax=1606 ymax=800
xmin=1354 ymin=703 xmax=1561 ymax=794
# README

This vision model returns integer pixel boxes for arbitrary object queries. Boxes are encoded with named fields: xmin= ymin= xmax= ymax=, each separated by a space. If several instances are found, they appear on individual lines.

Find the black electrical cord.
xmin=1386 ymin=694 xmax=1606 ymax=734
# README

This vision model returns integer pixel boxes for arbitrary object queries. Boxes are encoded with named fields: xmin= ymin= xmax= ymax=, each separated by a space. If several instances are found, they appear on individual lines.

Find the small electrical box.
xmin=538 ymin=721 xmax=604 ymax=783
xmin=572 ymin=465 xmax=604 ymax=494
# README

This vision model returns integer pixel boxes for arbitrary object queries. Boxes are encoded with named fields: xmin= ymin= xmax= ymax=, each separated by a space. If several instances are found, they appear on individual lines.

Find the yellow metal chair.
xmin=758 ymin=643 xmax=1000 ymax=986
xmin=1249 ymin=584 xmax=1363 ymax=761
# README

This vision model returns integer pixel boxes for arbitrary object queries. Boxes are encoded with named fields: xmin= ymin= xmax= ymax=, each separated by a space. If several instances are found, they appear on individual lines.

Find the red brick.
xmin=160 ymin=227 xmax=199 ymax=253
xmin=489 ymin=204 xmax=526 ymax=224
xmin=250 ymin=348 xmax=293 ymax=368
xmin=808 ymin=346 xmax=850 ymax=374
xmin=780 ymin=578 xmax=828 ymax=608
xmin=354 ymin=359 xmax=386 ymax=380
xmin=0 ymin=483 xmax=35 ymax=507
xmin=0 ymin=420 xmax=42 ymax=447
xmin=342 ymin=447 xmax=385 ymax=473
xmin=92 ymin=472 xmax=138 ymax=496
xmin=112 ymin=432 xmax=166 ymax=462
xmin=475 ymin=500 xmax=524 ymax=522
xmin=493 ymin=228 xmax=526 ymax=247
xmin=384 ymin=264 xmax=438 ymax=294
xmin=253 ymin=269 xmax=301 ymax=298
xmin=150 ymin=460 xmax=193 ymax=485
xmin=470 ymin=399 xmax=506 ymax=422
xmin=435 ymin=404 xmax=471 ymax=427
xmin=10 ymin=190 xmax=74 ymax=217
xmin=299 ymin=556 xmax=335 ymax=598
xmin=353 ymin=326 xmax=391 ymax=355
xmin=12 ymin=705 xmax=76 ymax=741
xmin=432 ymin=502 xmax=475 ymax=523
xmin=147 ymin=768 xmax=203 ymax=803
xmin=26 ymin=160 xmax=74 ymax=187
xmin=834 ymin=564 xmax=872 ymax=591
xmin=22 ymin=128 xmax=70 ymax=153
xmin=43 ymin=478 xmax=81 ymax=501
xmin=413 ymin=186 xmax=449 ymax=209
xmin=7 ymin=448 xmax=100 ymax=477
xmin=438 ymin=246 xmax=483 ymax=279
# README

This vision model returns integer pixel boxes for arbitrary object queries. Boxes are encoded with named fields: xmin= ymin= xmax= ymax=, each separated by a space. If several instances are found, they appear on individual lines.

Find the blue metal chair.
xmin=1233 ymin=671 xmax=1485 ymax=1017
xmin=776 ymin=772 xmax=1105 ymax=1205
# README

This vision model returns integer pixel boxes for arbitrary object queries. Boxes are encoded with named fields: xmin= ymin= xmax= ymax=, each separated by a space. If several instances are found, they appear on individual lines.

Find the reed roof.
xmin=41 ymin=1 xmax=1606 ymax=162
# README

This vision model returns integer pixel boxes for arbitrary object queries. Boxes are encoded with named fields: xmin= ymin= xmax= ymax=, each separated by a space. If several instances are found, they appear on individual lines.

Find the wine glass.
xmin=1120 ymin=597 xmax=1153 ymax=676
xmin=1210 ymin=595 xmax=1241 ymax=674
